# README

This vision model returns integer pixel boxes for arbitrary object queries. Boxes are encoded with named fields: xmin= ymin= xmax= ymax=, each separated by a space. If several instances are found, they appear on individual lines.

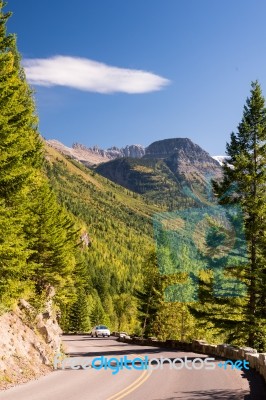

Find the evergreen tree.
xmin=209 ymin=81 xmax=266 ymax=350
xmin=0 ymin=2 xmax=42 ymax=200
xmin=0 ymin=2 xmax=42 ymax=306
xmin=135 ymin=252 xmax=164 ymax=337
xmin=63 ymin=249 xmax=95 ymax=332
xmin=90 ymin=294 xmax=109 ymax=326
xmin=68 ymin=286 xmax=91 ymax=333
xmin=25 ymin=177 xmax=77 ymax=294
xmin=0 ymin=201 xmax=33 ymax=306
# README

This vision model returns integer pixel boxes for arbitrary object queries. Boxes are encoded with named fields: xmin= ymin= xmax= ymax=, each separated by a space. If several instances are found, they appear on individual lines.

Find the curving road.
xmin=0 ymin=335 xmax=265 ymax=400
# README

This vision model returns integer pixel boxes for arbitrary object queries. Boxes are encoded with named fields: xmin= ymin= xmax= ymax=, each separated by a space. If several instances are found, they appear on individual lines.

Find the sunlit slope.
xmin=44 ymin=143 xmax=157 ymax=297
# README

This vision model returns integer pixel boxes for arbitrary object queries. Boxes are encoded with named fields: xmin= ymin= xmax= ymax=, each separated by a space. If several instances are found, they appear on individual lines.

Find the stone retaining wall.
xmin=119 ymin=337 xmax=266 ymax=382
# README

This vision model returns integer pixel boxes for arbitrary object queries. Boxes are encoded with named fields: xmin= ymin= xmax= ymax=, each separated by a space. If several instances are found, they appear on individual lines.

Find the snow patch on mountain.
xmin=212 ymin=155 xmax=229 ymax=165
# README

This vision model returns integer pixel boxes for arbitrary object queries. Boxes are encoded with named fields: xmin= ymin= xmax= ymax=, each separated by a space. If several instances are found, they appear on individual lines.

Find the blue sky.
xmin=7 ymin=0 xmax=266 ymax=155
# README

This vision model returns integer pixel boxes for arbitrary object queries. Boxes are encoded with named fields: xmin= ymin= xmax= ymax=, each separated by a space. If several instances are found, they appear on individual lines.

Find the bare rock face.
xmin=119 ymin=144 xmax=145 ymax=158
xmin=80 ymin=231 xmax=91 ymax=247
xmin=46 ymin=139 xmax=145 ymax=166
xmin=0 ymin=298 xmax=62 ymax=390
xmin=46 ymin=140 xmax=112 ymax=165
xmin=145 ymin=138 xmax=219 ymax=166
xmin=161 ymin=139 xmax=221 ymax=178
xmin=146 ymin=138 xmax=222 ymax=181
xmin=72 ymin=143 xmax=145 ymax=161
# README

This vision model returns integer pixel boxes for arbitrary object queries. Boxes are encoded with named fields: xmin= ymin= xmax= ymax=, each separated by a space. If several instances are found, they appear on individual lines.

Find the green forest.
xmin=0 ymin=2 xmax=265 ymax=351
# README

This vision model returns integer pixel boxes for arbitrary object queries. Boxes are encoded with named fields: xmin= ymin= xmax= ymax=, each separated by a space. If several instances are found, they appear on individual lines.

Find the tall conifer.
xmin=0 ymin=2 xmax=42 ymax=200
xmin=211 ymin=81 xmax=266 ymax=349
xmin=0 ymin=2 xmax=42 ymax=304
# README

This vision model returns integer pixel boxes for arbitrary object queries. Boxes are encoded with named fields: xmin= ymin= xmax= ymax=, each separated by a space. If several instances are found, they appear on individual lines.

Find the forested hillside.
xmin=42 ymin=144 xmax=223 ymax=342
xmin=44 ymin=144 xmax=158 ymax=332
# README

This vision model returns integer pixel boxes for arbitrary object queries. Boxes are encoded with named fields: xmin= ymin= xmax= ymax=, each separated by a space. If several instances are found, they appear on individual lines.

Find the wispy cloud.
xmin=23 ymin=56 xmax=170 ymax=94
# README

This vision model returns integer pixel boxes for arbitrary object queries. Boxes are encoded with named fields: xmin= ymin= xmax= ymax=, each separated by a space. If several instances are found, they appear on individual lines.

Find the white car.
xmin=91 ymin=325 xmax=110 ymax=337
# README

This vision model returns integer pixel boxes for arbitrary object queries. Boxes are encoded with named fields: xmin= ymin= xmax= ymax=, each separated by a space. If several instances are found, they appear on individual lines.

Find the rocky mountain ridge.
xmin=73 ymin=143 xmax=145 ymax=159
xmin=47 ymin=139 xmax=145 ymax=166
xmin=46 ymin=138 xmax=224 ymax=166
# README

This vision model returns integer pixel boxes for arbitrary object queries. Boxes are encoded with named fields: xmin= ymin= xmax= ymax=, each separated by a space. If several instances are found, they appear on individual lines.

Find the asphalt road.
xmin=0 ymin=335 xmax=265 ymax=400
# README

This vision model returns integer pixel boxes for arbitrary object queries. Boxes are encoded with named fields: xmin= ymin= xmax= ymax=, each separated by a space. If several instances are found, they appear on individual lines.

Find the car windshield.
xmin=98 ymin=325 xmax=108 ymax=329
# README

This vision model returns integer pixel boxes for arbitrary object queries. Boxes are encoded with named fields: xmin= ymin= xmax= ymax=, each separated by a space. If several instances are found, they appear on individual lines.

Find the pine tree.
xmin=90 ymin=294 xmax=108 ymax=326
xmin=0 ymin=2 xmax=42 ymax=306
xmin=68 ymin=287 xmax=91 ymax=333
xmin=25 ymin=178 xmax=77 ymax=293
xmin=211 ymin=81 xmax=266 ymax=350
xmin=135 ymin=252 xmax=164 ymax=337
xmin=0 ymin=201 xmax=33 ymax=307
xmin=0 ymin=2 xmax=42 ymax=200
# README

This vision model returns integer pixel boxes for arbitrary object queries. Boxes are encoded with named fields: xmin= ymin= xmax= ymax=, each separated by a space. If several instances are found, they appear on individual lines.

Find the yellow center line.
xmin=106 ymin=369 xmax=152 ymax=400
xmin=113 ymin=370 xmax=152 ymax=400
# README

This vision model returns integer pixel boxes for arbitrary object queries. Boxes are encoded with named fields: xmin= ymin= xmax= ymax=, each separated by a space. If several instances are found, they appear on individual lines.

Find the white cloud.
xmin=23 ymin=56 xmax=170 ymax=94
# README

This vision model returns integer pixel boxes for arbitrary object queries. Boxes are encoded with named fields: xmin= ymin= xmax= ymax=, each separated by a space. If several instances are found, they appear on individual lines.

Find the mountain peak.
xmin=145 ymin=138 xmax=203 ymax=159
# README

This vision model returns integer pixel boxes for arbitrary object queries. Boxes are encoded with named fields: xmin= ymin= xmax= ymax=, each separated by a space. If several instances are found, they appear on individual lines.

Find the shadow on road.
xmin=153 ymin=372 xmax=266 ymax=400
xmin=66 ymin=349 xmax=208 ymax=359
xmin=154 ymin=389 xmax=249 ymax=400
xmin=241 ymin=369 xmax=266 ymax=400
